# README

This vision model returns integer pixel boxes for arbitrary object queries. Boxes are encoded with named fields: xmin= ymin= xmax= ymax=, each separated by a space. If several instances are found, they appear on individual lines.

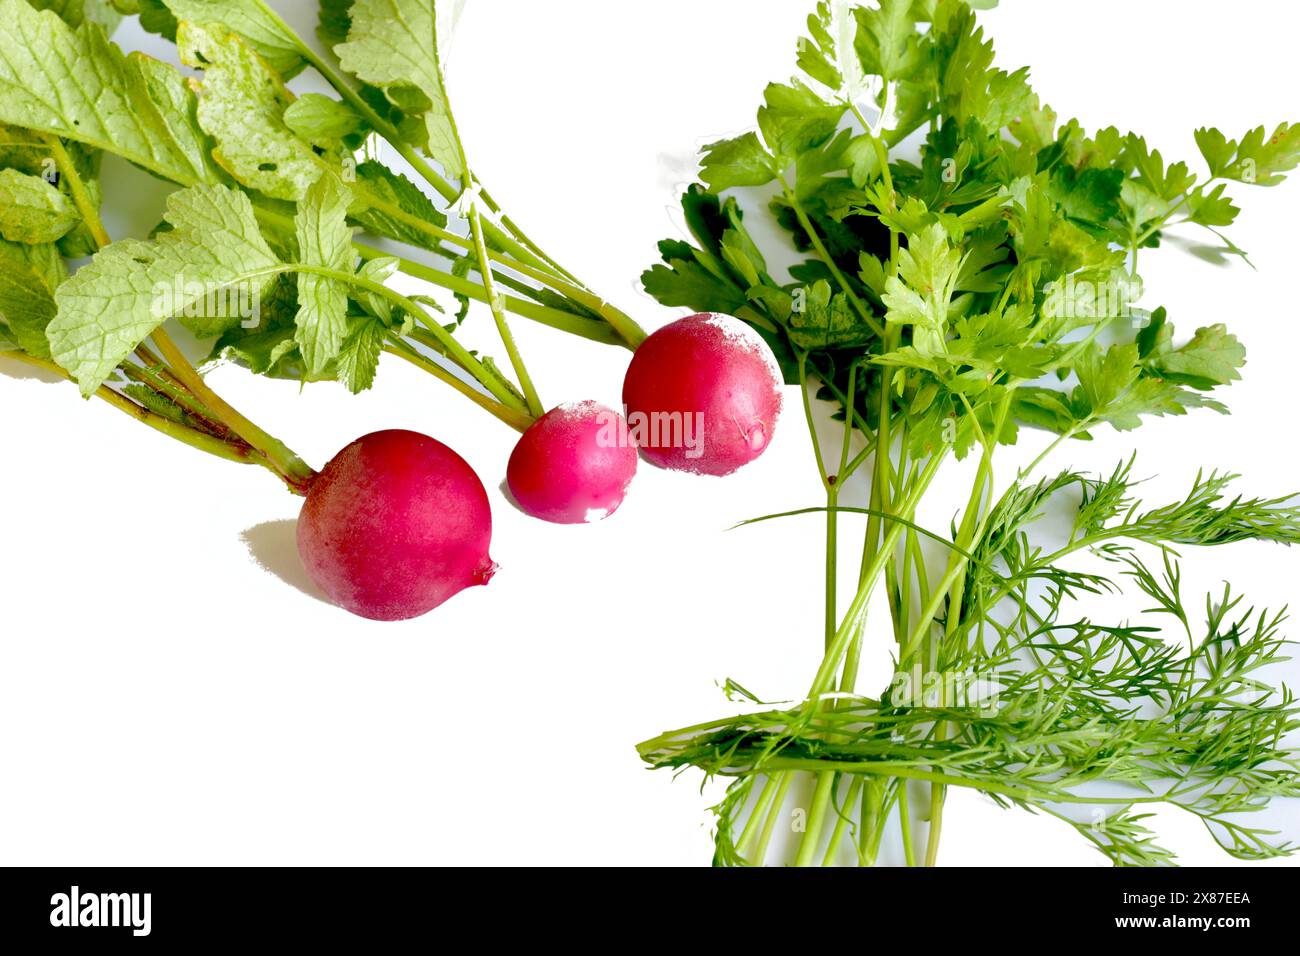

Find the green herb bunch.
xmin=0 ymin=0 xmax=644 ymax=484
xmin=639 ymin=0 xmax=1300 ymax=866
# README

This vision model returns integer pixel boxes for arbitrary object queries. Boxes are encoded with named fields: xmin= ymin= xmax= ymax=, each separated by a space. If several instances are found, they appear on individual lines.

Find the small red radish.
xmin=622 ymin=312 xmax=783 ymax=476
xmin=297 ymin=430 xmax=496 ymax=621
xmin=507 ymin=401 xmax=638 ymax=524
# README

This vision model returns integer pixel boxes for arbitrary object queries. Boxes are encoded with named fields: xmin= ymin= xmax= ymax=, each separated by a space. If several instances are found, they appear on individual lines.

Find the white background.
xmin=1 ymin=0 xmax=1298 ymax=866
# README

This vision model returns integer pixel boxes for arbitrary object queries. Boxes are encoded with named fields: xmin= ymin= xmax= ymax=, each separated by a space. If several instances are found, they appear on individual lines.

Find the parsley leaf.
xmin=1196 ymin=123 xmax=1300 ymax=186
xmin=882 ymin=222 xmax=964 ymax=355
xmin=757 ymin=81 xmax=846 ymax=163
xmin=699 ymin=133 xmax=778 ymax=192
xmin=855 ymin=0 xmax=920 ymax=83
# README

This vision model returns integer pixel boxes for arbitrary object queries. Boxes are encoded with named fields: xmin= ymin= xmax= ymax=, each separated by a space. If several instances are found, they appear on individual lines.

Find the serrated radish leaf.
xmin=0 ymin=237 xmax=65 ymax=358
xmin=177 ymin=20 xmax=333 ymax=201
xmin=0 ymin=0 xmax=219 ymax=186
xmin=336 ymin=314 xmax=387 ymax=394
xmin=334 ymin=0 xmax=464 ymax=179
xmin=283 ymin=94 xmax=370 ymax=151
xmin=0 ymin=169 xmax=79 ymax=244
xmin=48 ymin=184 xmax=280 ymax=396
xmin=160 ymin=0 xmax=306 ymax=78
xmin=294 ymin=174 xmax=356 ymax=376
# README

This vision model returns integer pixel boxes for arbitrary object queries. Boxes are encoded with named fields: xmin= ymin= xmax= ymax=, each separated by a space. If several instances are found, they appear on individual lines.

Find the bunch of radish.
xmin=0 ymin=3 xmax=786 ymax=625
xmin=297 ymin=312 xmax=784 ymax=620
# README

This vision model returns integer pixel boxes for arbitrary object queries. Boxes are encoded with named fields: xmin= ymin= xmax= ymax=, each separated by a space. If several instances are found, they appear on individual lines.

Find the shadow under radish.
xmin=498 ymin=478 xmax=526 ymax=517
xmin=241 ymin=519 xmax=329 ymax=605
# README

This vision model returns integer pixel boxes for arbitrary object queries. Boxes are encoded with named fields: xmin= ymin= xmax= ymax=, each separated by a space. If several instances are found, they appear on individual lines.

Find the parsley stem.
xmin=795 ymin=128 xmax=904 ymax=867
xmin=781 ymin=185 xmax=886 ymax=339
xmin=826 ymin=483 xmax=841 ymax=650
xmin=808 ymin=451 xmax=948 ymax=699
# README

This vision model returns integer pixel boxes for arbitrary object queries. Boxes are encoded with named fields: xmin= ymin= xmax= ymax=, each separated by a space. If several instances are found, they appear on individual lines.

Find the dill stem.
xmin=821 ymin=775 xmax=863 ymax=866
xmin=862 ymin=779 xmax=892 ymax=866
xmin=924 ymin=760 xmax=946 ymax=866
xmin=898 ymin=781 xmax=917 ymax=867
xmin=794 ymin=772 xmax=837 ymax=866
xmin=736 ymin=775 xmax=781 ymax=860
xmin=753 ymin=773 xmax=794 ymax=864
xmin=823 ymin=360 xmax=859 ymax=649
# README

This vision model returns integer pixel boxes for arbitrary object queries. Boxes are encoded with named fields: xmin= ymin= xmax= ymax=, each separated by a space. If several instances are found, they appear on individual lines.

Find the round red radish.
xmin=507 ymin=401 xmax=638 ymax=524
xmin=622 ymin=312 xmax=783 ymax=476
xmin=297 ymin=430 xmax=496 ymax=621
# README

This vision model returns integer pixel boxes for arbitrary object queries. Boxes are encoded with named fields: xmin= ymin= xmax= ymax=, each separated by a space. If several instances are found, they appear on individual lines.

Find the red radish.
xmin=507 ymin=401 xmax=638 ymax=524
xmin=622 ymin=312 xmax=783 ymax=476
xmin=297 ymin=430 xmax=496 ymax=621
